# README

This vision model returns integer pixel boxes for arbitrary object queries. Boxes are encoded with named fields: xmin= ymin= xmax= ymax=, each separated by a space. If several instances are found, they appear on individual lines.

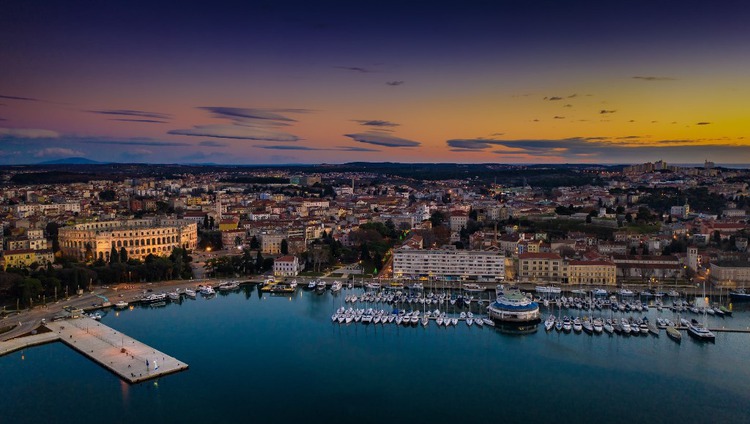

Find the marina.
xmin=2 ymin=282 xmax=750 ymax=424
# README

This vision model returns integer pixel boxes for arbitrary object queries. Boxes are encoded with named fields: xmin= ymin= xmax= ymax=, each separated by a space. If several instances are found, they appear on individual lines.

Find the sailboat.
xmin=687 ymin=281 xmax=716 ymax=342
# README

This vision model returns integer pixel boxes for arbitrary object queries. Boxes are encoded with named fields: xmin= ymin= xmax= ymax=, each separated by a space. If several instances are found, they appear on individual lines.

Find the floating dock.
xmin=52 ymin=316 xmax=188 ymax=383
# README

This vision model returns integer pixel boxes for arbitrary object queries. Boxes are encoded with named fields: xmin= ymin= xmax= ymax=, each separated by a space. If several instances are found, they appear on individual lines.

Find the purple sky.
xmin=1 ymin=0 xmax=749 ymax=164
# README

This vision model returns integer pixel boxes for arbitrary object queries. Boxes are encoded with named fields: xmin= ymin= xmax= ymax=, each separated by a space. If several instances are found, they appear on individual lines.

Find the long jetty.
xmin=2 ymin=316 xmax=189 ymax=383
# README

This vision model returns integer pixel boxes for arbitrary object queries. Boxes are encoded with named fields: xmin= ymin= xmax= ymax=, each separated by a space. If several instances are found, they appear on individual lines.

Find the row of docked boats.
xmin=546 ymin=314 xmax=660 ymax=336
xmin=544 ymin=295 xmax=733 ymax=317
xmin=343 ymin=290 xmax=481 ymax=307
xmin=330 ymin=307 xmax=496 ymax=328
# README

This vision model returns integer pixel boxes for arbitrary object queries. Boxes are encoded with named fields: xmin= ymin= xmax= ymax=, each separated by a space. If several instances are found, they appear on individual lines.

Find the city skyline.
xmin=1 ymin=0 xmax=749 ymax=165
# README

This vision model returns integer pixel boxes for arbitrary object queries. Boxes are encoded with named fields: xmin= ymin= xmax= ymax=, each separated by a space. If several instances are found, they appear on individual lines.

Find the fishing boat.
xmin=115 ymin=300 xmax=129 ymax=309
xmin=316 ymin=280 xmax=327 ymax=291
xmin=330 ymin=281 xmax=343 ymax=293
xmin=592 ymin=288 xmax=608 ymax=296
xmin=141 ymin=292 xmax=167 ymax=304
xmin=184 ymin=288 xmax=197 ymax=299
xmin=544 ymin=314 xmax=556 ymax=332
xmin=168 ymin=290 xmax=180 ymax=301
xmin=306 ymin=280 xmax=317 ymax=290
xmin=218 ymin=280 xmax=241 ymax=291
xmin=666 ymin=326 xmax=682 ymax=343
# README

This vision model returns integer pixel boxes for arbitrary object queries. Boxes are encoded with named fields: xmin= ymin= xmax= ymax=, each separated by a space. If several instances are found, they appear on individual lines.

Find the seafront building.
xmin=393 ymin=247 xmax=505 ymax=281
xmin=58 ymin=218 xmax=197 ymax=262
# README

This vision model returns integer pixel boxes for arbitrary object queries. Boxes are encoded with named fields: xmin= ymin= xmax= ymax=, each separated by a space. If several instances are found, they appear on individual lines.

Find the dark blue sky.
xmin=1 ymin=0 xmax=749 ymax=164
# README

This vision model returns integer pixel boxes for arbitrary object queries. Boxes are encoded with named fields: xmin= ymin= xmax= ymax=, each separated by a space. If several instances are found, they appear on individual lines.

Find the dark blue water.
xmin=2 ymin=287 xmax=750 ymax=424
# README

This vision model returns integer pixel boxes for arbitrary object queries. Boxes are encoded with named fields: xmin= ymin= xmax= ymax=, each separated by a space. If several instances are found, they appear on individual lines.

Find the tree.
xmin=209 ymin=216 xmax=215 ymax=229
xmin=384 ymin=219 xmax=397 ymax=239
xmin=119 ymin=247 xmax=128 ymax=263
xmin=46 ymin=222 xmax=61 ymax=253
xmin=359 ymin=243 xmax=371 ymax=262
xmin=84 ymin=242 xmax=94 ymax=262
xmin=430 ymin=210 xmax=447 ymax=227
xmin=250 ymin=236 xmax=260 ymax=250
xmin=99 ymin=190 xmax=117 ymax=201
xmin=110 ymin=246 xmax=119 ymax=264
xmin=256 ymin=251 xmax=264 ymax=273
xmin=280 ymin=239 xmax=289 ymax=255
xmin=203 ymin=214 xmax=209 ymax=229
xmin=625 ymin=213 xmax=633 ymax=223
xmin=373 ymin=252 xmax=383 ymax=273
xmin=234 ymin=236 xmax=243 ymax=248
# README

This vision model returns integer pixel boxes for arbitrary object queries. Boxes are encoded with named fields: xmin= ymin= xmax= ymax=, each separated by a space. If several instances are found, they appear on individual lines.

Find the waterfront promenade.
xmin=54 ymin=316 xmax=188 ymax=383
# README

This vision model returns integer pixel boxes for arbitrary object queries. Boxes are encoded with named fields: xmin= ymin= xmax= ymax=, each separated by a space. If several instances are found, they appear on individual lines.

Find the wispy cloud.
xmin=633 ymin=76 xmax=676 ymax=81
xmin=696 ymin=122 xmax=712 ymax=125
xmin=386 ymin=81 xmax=404 ymax=86
xmin=254 ymin=145 xmax=325 ymax=151
xmin=336 ymin=146 xmax=379 ymax=152
xmin=600 ymin=110 xmax=617 ymax=114
xmin=0 ymin=127 xmax=60 ymax=139
xmin=344 ymin=132 xmax=420 ymax=148
xmin=446 ymin=137 xmax=750 ymax=160
xmin=169 ymin=124 xmax=301 ymax=141
xmin=335 ymin=66 xmax=370 ymax=73
xmin=198 ymin=107 xmax=311 ymax=123
xmin=170 ymin=107 xmax=309 ymax=141
xmin=553 ymin=116 xmax=565 ymax=119
xmin=0 ymin=94 xmax=39 ymax=102
xmin=111 ymin=119 xmax=168 ymax=124
xmin=85 ymin=140 xmax=191 ymax=147
xmin=352 ymin=119 xmax=400 ymax=128
xmin=88 ymin=109 xmax=172 ymax=120
xmin=544 ymin=96 xmax=563 ymax=101
xmin=199 ymin=140 xmax=229 ymax=147
xmin=34 ymin=147 xmax=84 ymax=158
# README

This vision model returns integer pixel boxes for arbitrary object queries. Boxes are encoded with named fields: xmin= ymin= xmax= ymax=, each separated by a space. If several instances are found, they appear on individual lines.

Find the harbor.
xmin=0 ymin=316 xmax=188 ymax=384
xmin=3 ymin=281 xmax=750 ymax=424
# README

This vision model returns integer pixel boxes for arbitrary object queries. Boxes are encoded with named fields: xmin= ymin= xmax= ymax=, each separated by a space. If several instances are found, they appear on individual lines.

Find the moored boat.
xmin=666 ymin=325 xmax=682 ymax=343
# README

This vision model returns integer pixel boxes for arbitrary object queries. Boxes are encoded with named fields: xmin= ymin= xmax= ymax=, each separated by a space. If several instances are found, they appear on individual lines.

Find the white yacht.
xmin=330 ymin=281 xmax=343 ymax=293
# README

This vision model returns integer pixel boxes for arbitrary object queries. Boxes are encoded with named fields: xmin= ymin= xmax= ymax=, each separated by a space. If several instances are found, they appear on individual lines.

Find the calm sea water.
xmin=2 ymin=286 xmax=750 ymax=424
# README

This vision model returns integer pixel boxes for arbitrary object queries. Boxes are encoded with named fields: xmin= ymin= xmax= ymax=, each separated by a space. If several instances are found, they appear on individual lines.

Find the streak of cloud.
xmin=88 ymin=109 xmax=172 ymax=120
xmin=344 ymin=132 xmax=420 ymax=148
xmin=111 ymin=119 xmax=169 ymax=124
xmin=335 ymin=66 xmax=370 ymax=73
xmin=0 ymin=127 xmax=60 ymax=138
xmin=86 ymin=140 xmax=191 ymax=146
xmin=0 ymin=94 xmax=39 ymax=101
xmin=352 ymin=119 xmax=400 ymax=128
xmin=633 ymin=76 xmax=676 ymax=81
xmin=386 ymin=81 xmax=404 ymax=86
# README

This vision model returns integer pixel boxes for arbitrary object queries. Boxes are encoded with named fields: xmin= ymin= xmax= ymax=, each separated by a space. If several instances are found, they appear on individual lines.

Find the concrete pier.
xmin=0 ymin=331 xmax=60 ymax=356
xmin=53 ymin=316 xmax=188 ymax=383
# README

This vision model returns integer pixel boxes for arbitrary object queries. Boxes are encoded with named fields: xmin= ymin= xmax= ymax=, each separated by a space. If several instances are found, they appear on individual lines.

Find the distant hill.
xmin=38 ymin=157 xmax=106 ymax=165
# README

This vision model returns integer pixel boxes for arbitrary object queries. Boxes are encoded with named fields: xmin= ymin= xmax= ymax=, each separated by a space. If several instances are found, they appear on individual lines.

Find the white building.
xmin=274 ymin=255 xmax=300 ymax=277
xmin=393 ymin=247 xmax=505 ymax=281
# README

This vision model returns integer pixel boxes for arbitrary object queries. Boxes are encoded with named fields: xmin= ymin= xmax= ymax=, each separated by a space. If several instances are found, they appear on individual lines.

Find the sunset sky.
xmin=1 ymin=0 xmax=749 ymax=165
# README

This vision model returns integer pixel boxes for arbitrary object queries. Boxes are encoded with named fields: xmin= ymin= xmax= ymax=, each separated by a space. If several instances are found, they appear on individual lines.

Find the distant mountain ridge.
xmin=38 ymin=157 xmax=107 ymax=165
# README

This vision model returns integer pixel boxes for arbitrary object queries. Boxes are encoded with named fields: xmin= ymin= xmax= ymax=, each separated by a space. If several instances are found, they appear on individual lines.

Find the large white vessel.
xmin=487 ymin=289 xmax=541 ymax=324
xmin=535 ymin=286 xmax=561 ymax=294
